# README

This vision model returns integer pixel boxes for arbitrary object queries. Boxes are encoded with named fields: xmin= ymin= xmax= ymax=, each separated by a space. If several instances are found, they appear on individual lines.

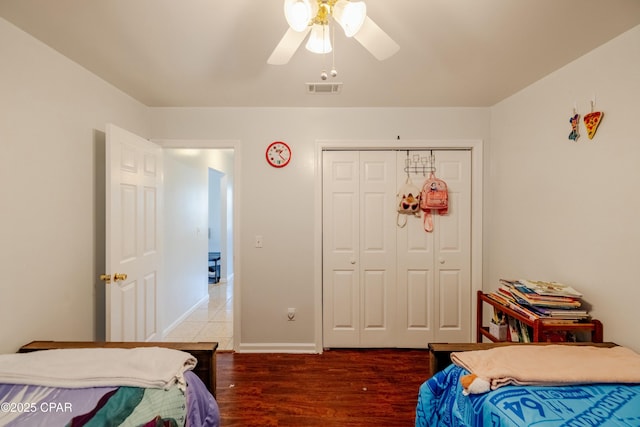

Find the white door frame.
xmin=153 ymin=139 xmax=242 ymax=352
xmin=314 ymin=139 xmax=483 ymax=352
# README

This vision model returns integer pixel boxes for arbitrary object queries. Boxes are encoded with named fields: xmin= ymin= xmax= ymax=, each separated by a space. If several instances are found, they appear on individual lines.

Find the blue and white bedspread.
xmin=416 ymin=364 xmax=640 ymax=427
xmin=0 ymin=371 xmax=219 ymax=426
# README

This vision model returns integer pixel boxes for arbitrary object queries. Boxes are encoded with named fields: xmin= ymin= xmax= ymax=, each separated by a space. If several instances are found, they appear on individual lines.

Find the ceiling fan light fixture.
xmin=284 ymin=0 xmax=314 ymax=32
xmin=305 ymin=24 xmax=332 ymax=54
xmin=333 ymin=0 xmax=366 ymax=37
xmin=269 ymin=0 xmax=397 ymax=65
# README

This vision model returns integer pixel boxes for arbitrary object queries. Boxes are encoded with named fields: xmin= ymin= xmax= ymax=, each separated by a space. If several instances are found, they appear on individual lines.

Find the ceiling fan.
xmin=268 ymin=0 xmax=399 ymax=65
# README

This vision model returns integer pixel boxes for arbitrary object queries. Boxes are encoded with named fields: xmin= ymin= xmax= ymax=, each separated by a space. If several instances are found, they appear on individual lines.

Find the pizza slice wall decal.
xmin=583 ymin=111 xmax=604 ymax=140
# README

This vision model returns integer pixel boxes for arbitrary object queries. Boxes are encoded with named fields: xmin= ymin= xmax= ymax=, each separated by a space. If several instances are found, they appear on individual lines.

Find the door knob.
xmin=350 ymin=259 xmax=356 ymax=265
xmin=99 ymin=273 xmax=128 ymax=283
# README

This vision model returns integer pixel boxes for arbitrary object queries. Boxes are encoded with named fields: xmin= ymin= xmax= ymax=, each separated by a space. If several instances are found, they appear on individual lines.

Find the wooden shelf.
xmin=476 ymin=290 xmax=603 ymax=343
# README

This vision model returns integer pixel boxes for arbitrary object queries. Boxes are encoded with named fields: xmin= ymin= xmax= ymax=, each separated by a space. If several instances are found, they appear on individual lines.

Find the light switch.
xmin=255 ymin=235 xmax=263 ymax=248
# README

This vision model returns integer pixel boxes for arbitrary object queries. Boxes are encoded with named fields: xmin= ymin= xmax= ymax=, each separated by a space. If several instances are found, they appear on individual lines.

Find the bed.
xmin=416 ymin=342 xmax=640 ymax=427
xmin=0 ymin=341 xmax=220 ymax=426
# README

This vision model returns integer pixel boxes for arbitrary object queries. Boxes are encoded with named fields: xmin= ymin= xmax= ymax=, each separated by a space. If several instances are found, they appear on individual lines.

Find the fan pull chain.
xmin=320 ymin=22 xmax=337 ymax=80
xmin=330 ymin=22 xmax=337 ymax=78
xmin=320 ymin=23 xmax=329 ymax=80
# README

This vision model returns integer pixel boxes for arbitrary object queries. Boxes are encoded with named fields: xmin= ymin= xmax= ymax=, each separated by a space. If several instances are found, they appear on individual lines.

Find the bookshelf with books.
xmin=476 ymin=288 xmax=603 ymax=343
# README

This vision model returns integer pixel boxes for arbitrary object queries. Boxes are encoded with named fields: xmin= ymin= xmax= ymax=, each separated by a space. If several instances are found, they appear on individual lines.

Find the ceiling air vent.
xmin=306 ymin=82 xmax=343 ymax=94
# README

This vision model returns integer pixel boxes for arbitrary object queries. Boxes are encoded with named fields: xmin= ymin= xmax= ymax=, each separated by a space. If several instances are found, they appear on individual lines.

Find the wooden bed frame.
xmin=18 ymin=341 xmax=218 ymax=397
xmin=427 ymin=341 xmax=618 ymax=376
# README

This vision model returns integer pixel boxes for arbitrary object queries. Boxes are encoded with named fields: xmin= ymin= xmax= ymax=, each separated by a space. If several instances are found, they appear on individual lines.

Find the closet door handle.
xmin=350 ymin=259 xmax=356 ymax=265
xmin=439 ymin=257 xmax=445 ymax=264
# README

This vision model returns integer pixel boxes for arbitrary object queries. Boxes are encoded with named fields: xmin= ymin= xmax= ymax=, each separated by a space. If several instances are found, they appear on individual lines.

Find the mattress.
xmin=416 ymin=364 xmax=640 ymax=427
xmin=0 ymin=371 xmax=219 ymax=427
xmin=0 ymin=347 xmax=220 ymax=426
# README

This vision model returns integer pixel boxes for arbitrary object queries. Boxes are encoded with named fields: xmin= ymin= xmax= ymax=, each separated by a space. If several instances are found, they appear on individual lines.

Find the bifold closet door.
xmin=322 ymin=151 xmax=396 ymax=348
xmin=322 ymin=149 xmax=472 ymax=348
xmin=395 ymin=150 xmax=472 ymax=346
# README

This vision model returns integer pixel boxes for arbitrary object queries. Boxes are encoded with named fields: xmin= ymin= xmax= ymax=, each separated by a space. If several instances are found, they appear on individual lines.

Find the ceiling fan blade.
xmin=267 ymin=27 xmax=311 ymax=65
xmin=354 ymin=16 xmax=399 ymax=61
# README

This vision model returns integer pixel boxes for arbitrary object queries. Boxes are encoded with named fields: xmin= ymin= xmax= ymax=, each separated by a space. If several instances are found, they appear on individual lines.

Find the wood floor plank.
xmin=215 ymin=349 xmax=431 ymax=426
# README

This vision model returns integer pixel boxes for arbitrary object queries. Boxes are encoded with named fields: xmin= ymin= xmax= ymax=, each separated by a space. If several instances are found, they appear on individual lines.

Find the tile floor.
xmin=164 ymin=280 xmax=233 ymax=351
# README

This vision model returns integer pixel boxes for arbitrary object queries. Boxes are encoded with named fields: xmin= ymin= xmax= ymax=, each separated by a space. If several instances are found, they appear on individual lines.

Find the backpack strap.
xmin=397 ymin=212 xmax=408 ymax=228
xmin=423 ymin=210 xmax=433 ymax=232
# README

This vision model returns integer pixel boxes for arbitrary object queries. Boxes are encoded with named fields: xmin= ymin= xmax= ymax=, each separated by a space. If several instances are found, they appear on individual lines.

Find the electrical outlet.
xmin=287 ymin=308 xmax=296 ymax=321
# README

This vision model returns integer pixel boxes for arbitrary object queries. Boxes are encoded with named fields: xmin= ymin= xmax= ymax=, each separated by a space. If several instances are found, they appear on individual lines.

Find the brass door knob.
xmin=99 ymin=273 xmax=128 ymax=283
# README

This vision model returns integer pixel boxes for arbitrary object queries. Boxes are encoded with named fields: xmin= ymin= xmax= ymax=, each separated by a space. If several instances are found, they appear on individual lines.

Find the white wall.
xmin=0 ymin=18 xmax=149 ymax=353
xmin=162 ymin=150 xmax=210 ymax=333
xmin=150 ymin=108 xmax=491 ymax=350
xmin=488 ymin=25 xmax=640 ymax=351
xmin=4 ymin=10 xmax=635 ymax=354
xmin=208 ymin=169 xmax=223 ymax=254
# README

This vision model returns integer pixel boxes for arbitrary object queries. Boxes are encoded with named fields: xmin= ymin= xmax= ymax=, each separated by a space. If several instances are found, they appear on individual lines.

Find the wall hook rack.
xmin=404 ymin=150 xmax=435 ymax=176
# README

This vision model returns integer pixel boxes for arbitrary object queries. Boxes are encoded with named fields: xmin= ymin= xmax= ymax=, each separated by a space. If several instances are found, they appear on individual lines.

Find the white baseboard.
xmin=161 ymin=294 xmax=210 ymax=338
xmin=236 ymin=342 xmax=319 ymax=354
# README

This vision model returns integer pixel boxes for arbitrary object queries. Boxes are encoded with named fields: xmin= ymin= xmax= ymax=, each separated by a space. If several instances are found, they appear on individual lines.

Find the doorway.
xmin=155 ymin=140 xmax=241 ymax=352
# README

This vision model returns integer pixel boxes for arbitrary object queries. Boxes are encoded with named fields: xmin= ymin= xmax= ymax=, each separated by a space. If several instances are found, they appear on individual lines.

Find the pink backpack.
xmin=420 ymin=172 xmax=448 ymax=232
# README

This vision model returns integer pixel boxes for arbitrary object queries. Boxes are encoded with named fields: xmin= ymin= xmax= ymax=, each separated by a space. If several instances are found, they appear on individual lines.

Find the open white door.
xmin=103 ymin=124 xmax=162 ymax=341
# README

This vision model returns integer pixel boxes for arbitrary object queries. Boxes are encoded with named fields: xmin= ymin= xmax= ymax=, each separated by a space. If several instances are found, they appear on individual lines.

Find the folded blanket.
xmin=451 ymin=345 xmax=640 ymax=394
xmin=0 ymin=347 xmax=196 ymax=390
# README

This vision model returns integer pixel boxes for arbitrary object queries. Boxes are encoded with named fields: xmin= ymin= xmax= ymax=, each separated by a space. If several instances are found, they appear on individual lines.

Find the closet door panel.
xmin=407 ymin=218 xmax=433 ymax=252
xmin=398 ymin=196 xmax=433 ymax=327
xmin=331 ymin=193 xmax=356 ymax=251
xmin=330 ymin=270 xmax=357 ymax=328
xmin=359 ymin=151 xmax=396 ymax=346
xmin=396 ymin=150 xmax=472 ymax=346
xmin=433 ymin=151 xmax=472 ymax=342
xmin=402 ymin=220 xmax=433 ymax=336
xmin=438 ymin=191 xmax=462 ymax=250
xmin=362 ymin=270 xmax=386 ymax=328
xmin=362 ymin=193 xmax=386 ymax=250
xmin=396 ymin=152 xmax=436 ymax=347
xmin=406 ymin=269 xmax=431 ymax=328
xmin=438 ymin=270 xmax=463 ymax=328
xmin=323 ymin=151 xmax=360 ymax=347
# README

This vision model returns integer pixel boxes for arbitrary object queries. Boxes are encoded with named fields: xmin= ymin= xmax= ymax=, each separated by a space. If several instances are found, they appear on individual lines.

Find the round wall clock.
xmin=265 ymin=141 xmax=291 ymax=168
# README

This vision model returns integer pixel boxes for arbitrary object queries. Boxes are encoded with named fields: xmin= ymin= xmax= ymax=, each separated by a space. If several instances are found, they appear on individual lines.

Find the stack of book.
xmin=490 ymin=279 xmax=590 ymax=324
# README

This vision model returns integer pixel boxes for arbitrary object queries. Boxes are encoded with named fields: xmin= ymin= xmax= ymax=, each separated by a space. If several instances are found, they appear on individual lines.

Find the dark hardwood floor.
xmin=215 ymin=348 xmax=431 ymax=426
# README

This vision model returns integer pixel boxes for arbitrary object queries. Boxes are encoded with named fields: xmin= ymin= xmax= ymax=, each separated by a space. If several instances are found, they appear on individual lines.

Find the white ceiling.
xmin=1 ymin=0 xmax=639 ymax=108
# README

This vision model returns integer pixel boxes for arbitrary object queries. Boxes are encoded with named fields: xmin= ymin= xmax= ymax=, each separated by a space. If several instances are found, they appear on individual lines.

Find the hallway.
xmin=164 ymin=281 xmax=233 ymax=350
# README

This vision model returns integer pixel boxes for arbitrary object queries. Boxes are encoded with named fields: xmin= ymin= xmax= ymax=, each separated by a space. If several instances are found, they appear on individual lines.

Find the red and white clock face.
xmin=266 ymin=141 xmax=291 ymax=168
